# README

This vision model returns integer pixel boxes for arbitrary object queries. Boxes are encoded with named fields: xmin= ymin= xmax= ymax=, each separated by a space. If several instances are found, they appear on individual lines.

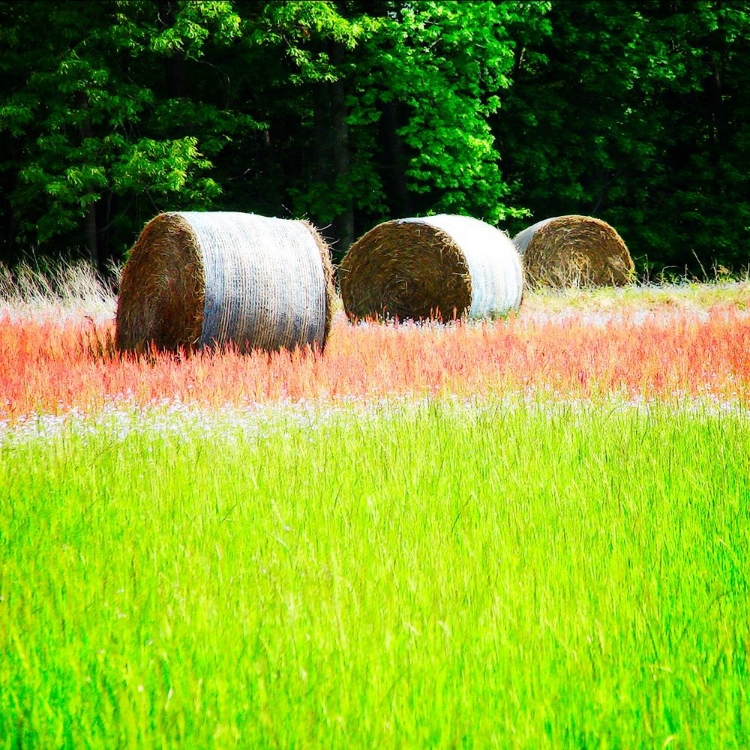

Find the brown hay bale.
xmin=512 ymin=215 xmax=634 ymax=288
xmin=116 ymin=212 xmax=334 ymax=354
xmin=340 ymin=214 xmax=524 ymax=321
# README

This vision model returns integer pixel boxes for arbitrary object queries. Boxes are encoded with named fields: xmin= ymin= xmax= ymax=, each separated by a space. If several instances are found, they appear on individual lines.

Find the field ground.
xmin=0 ymin=271 xmax=748 ymax=747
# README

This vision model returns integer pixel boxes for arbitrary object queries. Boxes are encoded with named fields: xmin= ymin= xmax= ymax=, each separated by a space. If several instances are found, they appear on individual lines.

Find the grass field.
xmin=0 ymin=264 xmax=748 ymax=747
xmin=2 ymin=400 xmax=749 ymax=748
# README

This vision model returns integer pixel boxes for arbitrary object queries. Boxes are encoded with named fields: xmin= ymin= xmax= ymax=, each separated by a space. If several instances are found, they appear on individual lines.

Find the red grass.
xmin=1 ymin=308 xmax=748 ymax=420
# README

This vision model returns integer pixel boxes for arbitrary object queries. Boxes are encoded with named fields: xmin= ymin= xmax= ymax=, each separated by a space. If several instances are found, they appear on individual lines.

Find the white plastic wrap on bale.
xmin=176 ymin=212 xmax=329 ymax=350
xmin=402 ymin=214 xmax=523 ymax=317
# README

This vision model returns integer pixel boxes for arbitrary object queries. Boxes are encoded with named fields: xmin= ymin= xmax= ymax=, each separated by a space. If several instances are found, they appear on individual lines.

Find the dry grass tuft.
xmin=0 ymin=259 xmax=117 ymax=322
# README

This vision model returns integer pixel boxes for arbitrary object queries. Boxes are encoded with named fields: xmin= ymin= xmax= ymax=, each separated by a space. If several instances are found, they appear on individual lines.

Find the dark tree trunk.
xmin=708 ymin=55 xmax=725 ymax=154
xmin=95 ymin=191 xmax=118 ymax=274
xmin=77 ymin=90 xmax=99 ymax=268
xmin=1 ymin=204 xmax=16 ymax=266
xmin=330 ymin=72 xmax=354 ymax=250
xmin=313 ymin=40 xmax=354 ymax=256
xmin=85 ymin=204 xmax=98 ymax=268
xmin=381 ymin=100 xmax=412 ymax=218
xmin=158 ymin=0 xmax=188 ymax=98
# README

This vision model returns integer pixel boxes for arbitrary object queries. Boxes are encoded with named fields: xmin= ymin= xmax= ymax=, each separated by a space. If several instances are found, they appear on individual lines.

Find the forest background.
xmin=1 ymin=0 xmax=748 ymax=276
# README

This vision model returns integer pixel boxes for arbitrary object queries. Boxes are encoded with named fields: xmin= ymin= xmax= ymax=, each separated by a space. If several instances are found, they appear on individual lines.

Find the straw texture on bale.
xmin=513 ymin=215 xmax=634 ymax=288
xmin=116 ymin=211 xmax=334 ymax=354
xmin=340 ymin=214 xmax=524 ymax=321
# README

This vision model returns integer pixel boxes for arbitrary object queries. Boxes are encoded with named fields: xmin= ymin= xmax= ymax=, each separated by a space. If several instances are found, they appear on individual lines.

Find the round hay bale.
xmin=340 ymin=214 xmax=524 ymax=321
xmin=513 ymin=215 xmax=634 ymax=288
xmin=115 ymin=211 xmax=334 ymax=354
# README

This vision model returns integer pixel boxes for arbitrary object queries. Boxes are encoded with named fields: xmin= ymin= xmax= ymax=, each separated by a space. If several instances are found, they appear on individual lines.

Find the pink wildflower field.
xmin=2 ymin=291 xmax=748 ymax=422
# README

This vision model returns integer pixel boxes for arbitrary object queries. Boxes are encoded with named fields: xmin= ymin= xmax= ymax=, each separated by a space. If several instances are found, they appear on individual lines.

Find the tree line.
xmin=1 ymin=0 xmax=748 ymax=276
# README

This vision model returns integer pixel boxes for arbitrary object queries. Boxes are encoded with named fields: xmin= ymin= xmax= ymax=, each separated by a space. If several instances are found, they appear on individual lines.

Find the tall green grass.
xmin=1 ymin=400 xmax=748 ymax=748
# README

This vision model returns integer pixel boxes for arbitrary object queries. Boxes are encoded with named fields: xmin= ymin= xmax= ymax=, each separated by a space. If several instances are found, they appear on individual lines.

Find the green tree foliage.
xmin=496 ymin=0 xmax=750 ymax=273
xmin=0 ymin=0 xmax=252 ymax=268
xmin=1 ymin=0 xmax=749 ymax=272
xmin=346 ymin=1 xmax=548 ymax=226
xmin=238 ymin=0 xmax=367 ymax=250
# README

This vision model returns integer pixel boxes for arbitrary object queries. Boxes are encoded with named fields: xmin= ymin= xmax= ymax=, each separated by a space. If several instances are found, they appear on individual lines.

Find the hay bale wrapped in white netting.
xmin=340 ymin=214 xmax=524 ymax=321
xmin=115 ymin=212 xmax=334 ymax=354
